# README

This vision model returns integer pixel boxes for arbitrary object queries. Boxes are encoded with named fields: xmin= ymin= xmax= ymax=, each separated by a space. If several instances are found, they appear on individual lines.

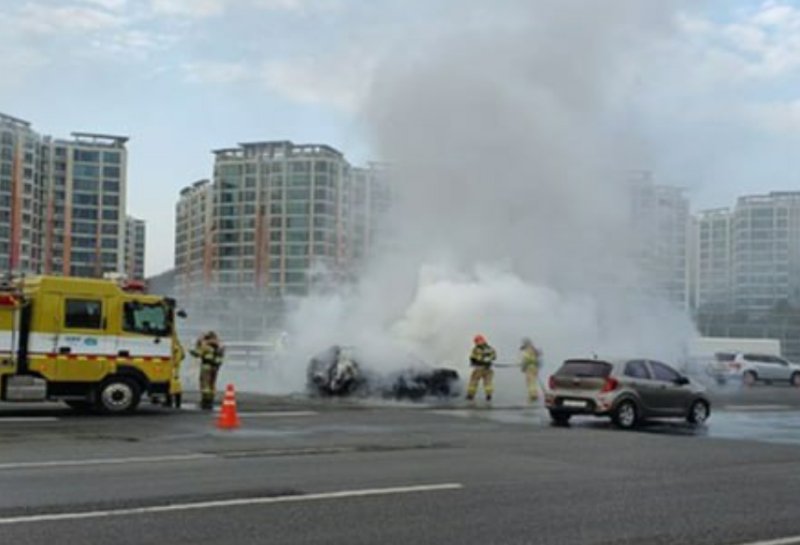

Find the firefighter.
xmin=466 ymin=334 xmax=497 ymax=402
xmin=520 ymin=337 xmax=541 ymax=402
xmin=191 ymin=331 xmax=224 ymax=410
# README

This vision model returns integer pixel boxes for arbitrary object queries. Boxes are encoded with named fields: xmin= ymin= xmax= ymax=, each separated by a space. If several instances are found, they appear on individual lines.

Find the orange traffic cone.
xmin=216 ymin=384 xmax=241 ymax=430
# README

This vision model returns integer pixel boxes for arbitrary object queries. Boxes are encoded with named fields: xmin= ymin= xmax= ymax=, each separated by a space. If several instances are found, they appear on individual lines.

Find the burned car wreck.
xmin=306 ymin=345 xmax=461 ymax=400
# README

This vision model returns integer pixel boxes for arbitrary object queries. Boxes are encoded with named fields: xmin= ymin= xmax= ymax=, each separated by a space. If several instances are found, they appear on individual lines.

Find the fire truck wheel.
xmin=96 ymin=376 xmax=142 ymax=414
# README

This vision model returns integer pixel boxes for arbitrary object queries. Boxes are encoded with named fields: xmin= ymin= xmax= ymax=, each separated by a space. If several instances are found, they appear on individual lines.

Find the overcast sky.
xmin=2 ymin=0 xmax=800 ymax=275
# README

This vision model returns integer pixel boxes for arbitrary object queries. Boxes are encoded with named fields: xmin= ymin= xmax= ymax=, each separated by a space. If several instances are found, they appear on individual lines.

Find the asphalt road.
xmin=1 ymin=387 xmax=800 ymax=545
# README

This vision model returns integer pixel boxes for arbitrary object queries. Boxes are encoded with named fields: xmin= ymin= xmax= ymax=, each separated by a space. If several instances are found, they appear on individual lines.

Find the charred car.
xmin=306 ymin=345 xmax=460 ymax=400
xmin=307 ymin=345 xmax=367 ymax=397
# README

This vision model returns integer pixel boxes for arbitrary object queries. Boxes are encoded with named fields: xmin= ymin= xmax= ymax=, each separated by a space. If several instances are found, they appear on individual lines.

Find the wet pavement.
xmin=3 ymin=388 xmax=800 ymax=544
xmin=3 ymin=385 xmax=800 ymax=447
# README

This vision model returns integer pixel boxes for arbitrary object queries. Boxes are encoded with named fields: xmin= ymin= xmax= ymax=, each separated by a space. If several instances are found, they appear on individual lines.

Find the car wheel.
xmin=687 ymin=400 xmax=710 ymax=425
xmin=549 ymin=411 xmax=571 ymax=426
xmin=792 ymin=373 xmax=800 ymax=388
xmin=95 ymin=376 xmax=141 ymax=414
xmin=743 ymin=371 xmax=757 ymax=387
xmin=611 ymin=400 xmax=638 ymax=430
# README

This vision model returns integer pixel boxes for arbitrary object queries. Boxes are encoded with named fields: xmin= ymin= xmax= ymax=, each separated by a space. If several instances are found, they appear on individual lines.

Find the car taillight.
xmin=600 ymin=377 xmax=619 ymax=393
xmin=548 ymin=375 xmax=555 ymax=390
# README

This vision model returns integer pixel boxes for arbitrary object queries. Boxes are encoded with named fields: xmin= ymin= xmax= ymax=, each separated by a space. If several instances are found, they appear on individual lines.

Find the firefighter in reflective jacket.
xmin=191 ymin=331 xmax=224 ymax=410
xmin=519 ymin=337 xmax=541 ymax=402
xmin=466 ymin=334 xmax=497 ymax=402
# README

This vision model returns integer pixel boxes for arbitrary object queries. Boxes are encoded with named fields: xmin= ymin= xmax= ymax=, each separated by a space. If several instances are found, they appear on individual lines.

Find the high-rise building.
xmin=125 ymin=216 xmax=146 ymax=280
xmin=174 ymin=179 xmax=212 ymax=300
xmin=351 ymin=163 xmax=391 ymax=270
xmin=0 ymin=111 xmax=132 ymax=279
xmin=694 ymin=192 xmax=800 ymax=358
xmin=208 ymin=141 xmax=353 ymax=298
xmin=627 ymin=171 xmax=690 ymax=308
xmin=174 ymin=141 xmax=392 ymax=340
xmin=41 ymin=133 xmax=128 ymax=278
xmin=696 ymin=193 xmax=800 ymax=313
xmin=731 ymin=192 xmax=800 ymax=313
xmin=694 ymin=208 xmax=732 ymax=312
xmin=0 ymin=113 xmax=44 ymax=274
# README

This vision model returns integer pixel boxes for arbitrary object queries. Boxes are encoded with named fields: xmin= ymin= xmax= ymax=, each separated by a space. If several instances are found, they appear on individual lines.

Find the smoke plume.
xmin=240 ymin=0 xmax=697 ymax=400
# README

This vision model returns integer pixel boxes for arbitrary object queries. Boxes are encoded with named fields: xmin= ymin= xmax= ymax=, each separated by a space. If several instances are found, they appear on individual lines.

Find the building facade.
xmin=351 ymin=163 xmax=391 ymax=270
xmin=694 ymin=192 xmax=800 ymax=359
xmin=174 ymin=179 xmax=212 ymax=300
xmin=731 ymin=192 xmax=800 ymax=313
xmin=695 ymin=192 xmax=800 ymax=314
xmin=694 ymin=208 xmax=732 ymax=312
xmin=627 ymin=171 xmax=691 ymax=308
xmin=0 ymin=113 xmax=44 ymax=274
xmin=125 ymin=216 xmax=146 ymax=280
xmin=176 ymin=141 xmax=356 ymax=300
xmin=174 ymin=141 xmax=392 ymax=340
xmin=41 ymin=133 xmax=128 ymax=278
xmin=0 ymin=111 xmax=133 ymax=279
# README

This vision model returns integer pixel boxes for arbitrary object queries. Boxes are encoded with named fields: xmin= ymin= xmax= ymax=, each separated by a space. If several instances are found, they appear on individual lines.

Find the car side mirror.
xmin=675 ymin=376 xmax=690 ymax=386
xmin=177 ymin=309 xmax=188 ymax=319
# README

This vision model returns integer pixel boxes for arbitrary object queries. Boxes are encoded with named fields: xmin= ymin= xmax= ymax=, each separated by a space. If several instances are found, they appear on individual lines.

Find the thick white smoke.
xmin=242 ymin=1 xmax=698 ymax=400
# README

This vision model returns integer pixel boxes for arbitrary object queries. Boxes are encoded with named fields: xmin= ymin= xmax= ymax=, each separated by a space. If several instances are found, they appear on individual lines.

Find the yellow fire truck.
xmin=0 ymin=275 xmax=185 ymax=413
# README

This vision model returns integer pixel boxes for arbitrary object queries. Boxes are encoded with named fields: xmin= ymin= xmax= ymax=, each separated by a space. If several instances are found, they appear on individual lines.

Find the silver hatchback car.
xmin=545 ymin=358 xmax=711 ymax=429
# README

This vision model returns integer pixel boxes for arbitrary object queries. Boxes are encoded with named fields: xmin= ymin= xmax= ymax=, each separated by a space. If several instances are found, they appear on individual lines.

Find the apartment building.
xmin=351 ymin=163 xmax=391 ymax=269
xmin=174 ymin=179 xmax=212 ymax=300
xmin=125 ymin=216 xmax=146 ymax=280
xmin=0 ymin=111 xmax=132 ymax=278
xmin=694 ymin=192 xmax=800 ymax=358
xmin=731 ymin=192 xmax=800 ymax=313
xmin=208 ymin=141 xmax=353 ymax=298
xmin=0 ymin=113 xmax=44 ymax=274
xmin=174 ymin=141 xmax=392 ymax=339
xmin=694 ymin=208 xmax=732 ymax=312
xmin=41 ymin=133 xmax=128 ymax=277
xmin=627 ymin=171 xmax=691 ymax=308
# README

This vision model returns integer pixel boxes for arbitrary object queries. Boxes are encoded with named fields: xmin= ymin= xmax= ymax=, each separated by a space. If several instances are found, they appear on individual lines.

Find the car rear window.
xmin=556 ymin=360 xmax=612 ymax=378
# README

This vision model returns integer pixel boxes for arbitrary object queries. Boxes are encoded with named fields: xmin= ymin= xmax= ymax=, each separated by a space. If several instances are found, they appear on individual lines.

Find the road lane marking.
xmin=0 ymin=417 xmax=60 ymax=423
xmin=723 ymin=405 xmax=791 ymax=411
xmin=238 ymin=411 xmax=318 ymax=417
xmin=734 ymin=536 xmax=800 ymax=545
xmin=0 ymin=453 xmax=215 ymax=471
xmin=0 ymin=483 xmax=464 ymax=525
xmin=182 ymin=404 xmax=317 ymax=417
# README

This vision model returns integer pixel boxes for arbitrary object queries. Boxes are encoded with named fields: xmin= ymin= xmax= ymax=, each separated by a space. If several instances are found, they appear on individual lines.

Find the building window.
xmin=103 ymin=151 xmax=121 ymax=164
xmin=74 ymin=150 xmax=100 ymax=163
xmin=74 ymin=164 xmax=100 ymax=177
xmin=74 ymin=178 xmax=99 ymax=191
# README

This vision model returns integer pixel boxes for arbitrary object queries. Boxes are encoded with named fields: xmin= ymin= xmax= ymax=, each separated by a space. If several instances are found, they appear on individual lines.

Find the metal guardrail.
xmin=217 ymin=342 xmax=283 ymax=370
